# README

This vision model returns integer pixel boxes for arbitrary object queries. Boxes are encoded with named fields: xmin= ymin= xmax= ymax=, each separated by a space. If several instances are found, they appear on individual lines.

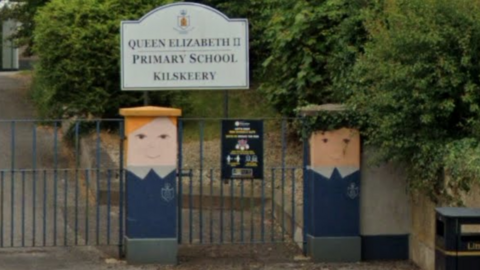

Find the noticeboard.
xmin=221 ymin=120 xmax=263 ymax=179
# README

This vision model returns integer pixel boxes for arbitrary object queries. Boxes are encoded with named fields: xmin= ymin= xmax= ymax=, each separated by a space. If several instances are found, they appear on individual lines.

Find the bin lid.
xmin=436 ymin=207 xmax=480 ymax=218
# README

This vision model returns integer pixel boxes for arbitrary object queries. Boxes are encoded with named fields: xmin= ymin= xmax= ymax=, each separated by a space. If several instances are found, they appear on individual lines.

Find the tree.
xmin=259 ymin=0 xmax=373 ymax=116
xmin=32 ymin=0 xmax=176 ymax=118
xmin=0 ymin=0 xmax=50 ymax=55
xmin=199 ymin=0 xmax=280 ymax=78
xmin=32 ymin=0 xmax=282 ymax=118
xmin=349 ymin=0 xmax=480 ymax=201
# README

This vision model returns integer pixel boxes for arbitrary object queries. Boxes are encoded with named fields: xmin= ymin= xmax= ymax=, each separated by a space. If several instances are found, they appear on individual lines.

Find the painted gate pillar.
xmin=307 ymin=128 xmax=361 ymax=262
xmin=119 ymin=106 xmax=182 ymax=265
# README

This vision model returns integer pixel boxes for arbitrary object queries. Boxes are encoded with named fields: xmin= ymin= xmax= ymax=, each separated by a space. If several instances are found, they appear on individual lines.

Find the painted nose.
xmin=146 ymin=144 xmax=161 ymax=158
xmin=329 ymin=148 xmax=345 ymax=160
xmin=330 ymin=153 xmax=343 ymax=160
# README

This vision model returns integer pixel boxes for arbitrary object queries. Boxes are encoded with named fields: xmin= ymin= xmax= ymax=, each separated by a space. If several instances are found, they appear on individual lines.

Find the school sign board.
xmin=121 ymin=3 xmax=249 ymax=91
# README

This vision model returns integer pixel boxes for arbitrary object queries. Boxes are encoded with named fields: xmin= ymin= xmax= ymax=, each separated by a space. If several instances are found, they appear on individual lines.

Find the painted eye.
xmin=343 ymin=139 xmax=350 ymax=143
xmin=159 ymin=134 xmax=169 ymax=139
xmin=322 ymin=138 xmax=328 ymax=143
xmin=136 ymin=134 xmax=146 ymax=140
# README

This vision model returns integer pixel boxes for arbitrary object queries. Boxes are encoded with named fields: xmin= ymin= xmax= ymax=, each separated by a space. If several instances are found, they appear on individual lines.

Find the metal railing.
xmin=0 ymin=119 xmax=124 ymax=256
xmin=177 ymin=118 xmax=308 ymax=247
xmin=0 ymin=117 xmax=310 ymax=254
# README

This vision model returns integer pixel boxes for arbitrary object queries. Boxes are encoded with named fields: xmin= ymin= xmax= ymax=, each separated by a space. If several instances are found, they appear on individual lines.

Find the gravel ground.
xmin=179 ymin=128 xmax=305 ymax=203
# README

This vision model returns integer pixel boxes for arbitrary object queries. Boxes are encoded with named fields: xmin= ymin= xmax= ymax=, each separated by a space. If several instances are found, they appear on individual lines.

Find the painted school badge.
xmin=161 ymin=183 xmax=175 ymax=202
xmin=347 ymin=182 xmax=359 ymax=200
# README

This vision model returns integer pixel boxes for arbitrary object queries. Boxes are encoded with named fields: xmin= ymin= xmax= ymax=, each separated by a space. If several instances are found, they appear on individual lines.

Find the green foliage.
xmin=443 ymin=139 xmax=480 ymax=205
xmin=297 ymin=108 xmax=366 ymax=140
xmin=0 ymin=0 xmax=51 ymax=55
xmin=30 ymin=0 xmax=280 ymax=118
xmin=32 ymin=0 xmax=177 ymax=118
xmin=349 ymin=0 xmax=480 ymax=201
xmin=260 ymin=0 xmax=373 ymax=116
xmin=177 ymin=90 xmax=279 ymax=142
xmin=200 ymin=0 xmax=279 ymax=77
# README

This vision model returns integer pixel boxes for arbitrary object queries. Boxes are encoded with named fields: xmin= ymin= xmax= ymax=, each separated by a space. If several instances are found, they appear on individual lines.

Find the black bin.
xmin=436 ymin=207 xmax=480 ymax=270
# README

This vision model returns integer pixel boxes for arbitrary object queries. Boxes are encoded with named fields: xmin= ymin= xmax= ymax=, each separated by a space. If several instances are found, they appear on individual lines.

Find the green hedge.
xmin=258 ymin=0 xmax=374 ymax=116
xmin=349 ymin=0 xmax=480 ymax=202
xmin=32 ymin=0 xmax=177 ymax=118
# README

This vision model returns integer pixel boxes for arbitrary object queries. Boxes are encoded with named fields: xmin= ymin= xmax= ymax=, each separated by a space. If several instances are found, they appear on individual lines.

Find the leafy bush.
xmin=200 ymin=0 xmax=279 ymax=78
xmin=259 ymin=0 xmax=373 ymax=116
xmin=32 ymin=0 xmax=176 ymax=118
xmin=349 ymin=0 xmax=480 ymax=201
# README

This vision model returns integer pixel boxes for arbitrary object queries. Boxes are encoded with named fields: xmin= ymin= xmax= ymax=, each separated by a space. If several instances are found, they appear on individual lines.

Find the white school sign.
xmin=121 ymin=3 xmax=249 ymax=91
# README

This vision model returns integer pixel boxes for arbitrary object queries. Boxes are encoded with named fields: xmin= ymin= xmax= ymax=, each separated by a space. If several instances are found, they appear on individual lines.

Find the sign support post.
xmin=143 ymin=92 xmax=150 ymax=106
xmin=224 ymin=90 xmax=229 ymax=118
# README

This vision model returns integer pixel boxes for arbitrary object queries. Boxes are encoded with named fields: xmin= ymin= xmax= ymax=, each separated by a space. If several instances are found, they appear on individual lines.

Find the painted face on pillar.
xmin=127 ymin=117 xmax=177 ymax=167
xmin=310 ymin=128 xmax=360 ymax=168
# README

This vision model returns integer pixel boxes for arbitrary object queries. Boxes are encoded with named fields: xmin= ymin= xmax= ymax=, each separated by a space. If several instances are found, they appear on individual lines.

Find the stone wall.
xmin=410 ymin=193 xmax=437 ymax=270
xmin=360 ymin=147 xmax=411 ymax=260
xmin=410 ymin=182 xmax=480 ymax=270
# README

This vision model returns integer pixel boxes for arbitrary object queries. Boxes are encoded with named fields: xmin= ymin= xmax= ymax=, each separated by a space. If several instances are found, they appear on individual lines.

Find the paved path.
xmin=0 ymin=72 xmax=50 ymax=251
xmin=0 ymin=245 xmax=420 ymax=270
xmin=0 ymin=73 xmax=124 ymax=269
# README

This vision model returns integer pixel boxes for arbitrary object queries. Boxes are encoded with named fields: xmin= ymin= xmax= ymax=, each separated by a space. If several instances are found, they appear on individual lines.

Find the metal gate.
xmin=177 ymin=118 xmax=308 ymax=249
xmin=0 ymin=119 xmax=125 ymax=256
xmin=0 ymin=117 xmax=309 ymax=255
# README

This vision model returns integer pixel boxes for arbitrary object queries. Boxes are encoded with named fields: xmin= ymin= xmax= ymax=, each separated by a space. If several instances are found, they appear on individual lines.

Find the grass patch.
xmin=173 ymin=89 xmax=280 ymax=142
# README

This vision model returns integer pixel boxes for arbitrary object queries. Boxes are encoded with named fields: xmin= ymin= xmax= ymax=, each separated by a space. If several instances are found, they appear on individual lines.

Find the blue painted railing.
xmin=0 ymin=119 xmax=125 ymax=257
xmin=0 ymin=117 xmax=309 ymax=255
xmin=177 ymin=118 xmax=307 ymax=246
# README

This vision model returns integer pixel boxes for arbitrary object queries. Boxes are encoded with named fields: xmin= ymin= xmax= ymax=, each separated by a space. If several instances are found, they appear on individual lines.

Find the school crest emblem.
xmin=178 ymin=10 xmax=189 ymax=29
xmin=346 ymin=182 xmax=359 ymax=200
xmin=175 ymin=10 xmax=194 ymax=34
xmin=161 ymin=183 xmax=175 ymax=202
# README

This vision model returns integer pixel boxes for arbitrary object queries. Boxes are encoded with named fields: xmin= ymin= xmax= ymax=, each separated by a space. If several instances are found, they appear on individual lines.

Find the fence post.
xmin=120 ymin=106 xmax=182 ymax=265
xmin=300 ymin=105 xmax=362 ymax=263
